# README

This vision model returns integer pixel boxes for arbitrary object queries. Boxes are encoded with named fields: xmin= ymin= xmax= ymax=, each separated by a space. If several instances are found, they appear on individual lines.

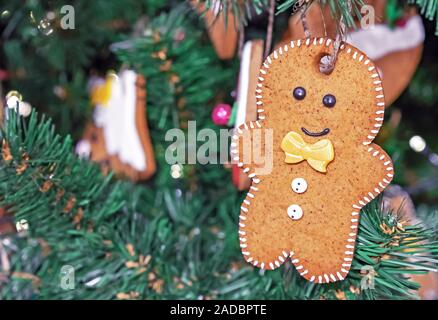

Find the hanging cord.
xmin=238 ymin=25 xmax=245 ymax=58
xmin=318 ymin=1 xmax=328 ymax=37
xmin=322 ymin=0 xmax=352 ymax=74
xmin=264 ymin=0 xmax=276 ymax=58
xmin=300 ymin=2 xmax=311 ymax=39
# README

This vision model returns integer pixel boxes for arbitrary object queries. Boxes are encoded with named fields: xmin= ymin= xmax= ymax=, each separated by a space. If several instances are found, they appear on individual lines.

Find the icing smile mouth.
xmin=301 ymin=127 xmax=330 ymax=137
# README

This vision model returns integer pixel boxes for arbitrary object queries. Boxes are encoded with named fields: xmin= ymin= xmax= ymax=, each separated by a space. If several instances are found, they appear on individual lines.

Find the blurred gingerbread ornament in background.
xmin=77 ymin=70 xmax=156 ymax=182
xmin=232 ymin=39 xmax=264 ymax=190
xmin=193 ymin=0 xmax=238 ymax=60
xmin=280 ymin=0 xmax=424 ymax=106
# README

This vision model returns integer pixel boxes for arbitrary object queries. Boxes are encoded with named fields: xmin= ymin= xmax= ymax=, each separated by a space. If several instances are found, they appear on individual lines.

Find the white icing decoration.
xmin=287 ymin=204 xmax=303 ymax=220
xmin=93 ymin=70 xmax=147 ymax=171
xmin=347 ymin=15 xmax=424 ymax=60
xmin=291 ymin=178 xmax=308 ymax=194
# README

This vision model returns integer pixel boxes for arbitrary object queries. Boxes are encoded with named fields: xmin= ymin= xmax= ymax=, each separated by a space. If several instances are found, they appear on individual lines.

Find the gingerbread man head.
xmin=258 ymin=37 xmax=385 ymax=148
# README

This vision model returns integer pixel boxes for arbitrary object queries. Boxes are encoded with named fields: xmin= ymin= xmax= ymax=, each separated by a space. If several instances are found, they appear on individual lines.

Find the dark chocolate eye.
xmin=292 ymin=87 xmax=306 ymax=100
xmin=323 ymin=94 xmax=336 ymax=108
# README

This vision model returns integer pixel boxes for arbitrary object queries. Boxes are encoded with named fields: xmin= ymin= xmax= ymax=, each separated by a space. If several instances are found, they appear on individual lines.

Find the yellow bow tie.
xmin=280 ymin=131 xmax=334 ymax=173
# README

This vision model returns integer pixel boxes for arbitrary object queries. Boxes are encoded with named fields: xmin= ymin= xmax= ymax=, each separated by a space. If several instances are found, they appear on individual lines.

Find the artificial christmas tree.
xmin=0 ymin=0 xmax=438 ymax=300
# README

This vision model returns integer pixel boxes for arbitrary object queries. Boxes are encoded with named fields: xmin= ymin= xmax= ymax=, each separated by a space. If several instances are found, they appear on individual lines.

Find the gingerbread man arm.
xmin=355 ymin=143 xmax=394 ymax=204
xmin=231 ymin=120 xmax=273 ymax=182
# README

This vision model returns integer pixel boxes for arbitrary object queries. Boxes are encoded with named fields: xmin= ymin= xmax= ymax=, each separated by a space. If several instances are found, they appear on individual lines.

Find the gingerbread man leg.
xmin=233 ymin=122 xmax=292 ymax=269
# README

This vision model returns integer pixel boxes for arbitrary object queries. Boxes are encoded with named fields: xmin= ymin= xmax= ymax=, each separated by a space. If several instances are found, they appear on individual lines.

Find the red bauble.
xmin=395 ymin=17 xmax=408 ymax=28
xmin=0 ymin=69 xmax=10 ymax=81
xmin=211 ymin=103 xmax=231 ymax=126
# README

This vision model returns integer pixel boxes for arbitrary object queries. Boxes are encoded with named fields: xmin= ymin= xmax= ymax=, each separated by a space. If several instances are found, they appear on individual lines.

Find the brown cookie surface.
xmin=233 ymin=38 xmax=394 ymax=283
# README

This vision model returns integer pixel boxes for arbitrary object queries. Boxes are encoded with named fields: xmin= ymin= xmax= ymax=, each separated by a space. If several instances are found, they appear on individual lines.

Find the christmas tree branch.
xmin=277 ymin=0 xmax=364 ymax=29
xmin=114 ymin=6 xmax=233 ymax=134
xmin=410 ymin=0 xmax=438 ymax=33
xmin=199 ymin=0 xmax=269 ymax=26
xmin=279 ymin=0 xmax=438 ymax=33
xmin=209 ymin=0 xmax=438 ymax=34
xmin=1 ymin=111 xmax=437 ymax=299
xmin=1 ymin=2 xmax=437 ymax=300
xmin=0 ymin=111 xmax=126 ymax=245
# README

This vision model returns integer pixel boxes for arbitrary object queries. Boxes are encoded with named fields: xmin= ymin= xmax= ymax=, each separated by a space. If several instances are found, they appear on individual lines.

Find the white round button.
xmin=287 ymin=204 xmax=303 ymax=220
xmin=291 ymin=178 xmax=307 ymax=194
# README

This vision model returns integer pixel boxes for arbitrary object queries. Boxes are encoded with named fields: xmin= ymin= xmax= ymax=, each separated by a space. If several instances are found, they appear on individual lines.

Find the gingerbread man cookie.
xmin=78 ymin=70 xmax=156 ymax=181
xmin=232 ymin=38 xmax=394 ymax=283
